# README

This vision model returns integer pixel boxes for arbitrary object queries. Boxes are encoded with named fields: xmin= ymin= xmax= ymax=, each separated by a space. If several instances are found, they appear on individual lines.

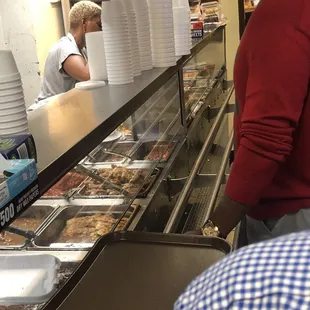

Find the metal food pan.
xmin=83 ymin=160 xmax=155 ymax=170
xmin=34 ymin=205 xmax=139 ymax=250
xmin=0 ymin=205 xmax=57 ymax=250
xmin=133 ymin=141 xmax=177 ymax=163
xmin=41 ymin=171 xmax=88 ymax=200
xmin=73 ymin=167 xmax=160 ymax=199
xmin=84 ymin=141 xmax=137 ymax=165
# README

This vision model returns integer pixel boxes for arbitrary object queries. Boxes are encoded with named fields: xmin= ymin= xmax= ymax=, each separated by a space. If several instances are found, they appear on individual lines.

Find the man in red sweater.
xmin=202 ymin=0 xmax=310 ymax=243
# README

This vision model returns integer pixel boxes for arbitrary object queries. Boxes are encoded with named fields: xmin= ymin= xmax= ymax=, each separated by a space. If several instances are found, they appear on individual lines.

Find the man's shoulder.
xmin=175 ymin=231 xmax=310 ymax=310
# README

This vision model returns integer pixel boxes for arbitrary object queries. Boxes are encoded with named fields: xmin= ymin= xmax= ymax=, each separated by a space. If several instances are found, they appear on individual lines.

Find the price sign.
xmin=0 ymin=180 xmax=40 ymax=231
xmin=191 ymin=21 xmax=204 ymax=38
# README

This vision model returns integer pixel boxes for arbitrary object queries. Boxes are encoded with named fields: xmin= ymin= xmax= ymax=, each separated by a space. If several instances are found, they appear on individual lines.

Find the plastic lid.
xmin=0 ymin=254 xmax=61 ymax=305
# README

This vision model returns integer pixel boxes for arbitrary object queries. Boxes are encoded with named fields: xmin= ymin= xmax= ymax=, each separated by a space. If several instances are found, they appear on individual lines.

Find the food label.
xmin=191 ymin=21 xmax=204 ymax=38
xmin=0 ymin=180 xmax=40 ymax=230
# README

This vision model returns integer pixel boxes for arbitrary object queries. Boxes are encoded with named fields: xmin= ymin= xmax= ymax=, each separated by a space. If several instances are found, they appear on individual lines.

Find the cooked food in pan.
xmin=183 ymin=71 xmax=199 ymax=80
xmin=0 ymin=218 xmax=43 ymax=246
xmin=57 ymin=214 xmax=127 ymax=243
xmin=145 ymin=144 xmax=173 ymax=161
xmin=44 ymin=172 xmax=87 ymax=197
xmin=98 ymin=167 xmax=145 ymax=185
xmin=78 ymin=167 xmax=156 ymax=197
xmin=116 ymin=123 xmax=132 ymax=136
xmin=80 ymin=179 xmax=120 ymax=196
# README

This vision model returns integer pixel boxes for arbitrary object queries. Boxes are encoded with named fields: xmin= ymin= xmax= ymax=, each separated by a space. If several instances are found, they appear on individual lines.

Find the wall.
xmin=0 ymin=0 xmax=64 ymax=107
xmin=0 ymin=0 xmax=41 ymax=107
xmin=220 ymin=0 xmax=240 ymax=80
xmin=29 ymin=0 xmax=64 ymax=75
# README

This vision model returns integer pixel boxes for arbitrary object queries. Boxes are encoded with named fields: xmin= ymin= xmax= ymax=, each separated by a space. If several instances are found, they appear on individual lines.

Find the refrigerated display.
xmin=0 ymin=25 xmax=234 ymax=309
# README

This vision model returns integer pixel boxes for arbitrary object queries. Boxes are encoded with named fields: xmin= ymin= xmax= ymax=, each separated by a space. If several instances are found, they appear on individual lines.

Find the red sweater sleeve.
xmin=226 ymin=29 xmax=310 ymax=206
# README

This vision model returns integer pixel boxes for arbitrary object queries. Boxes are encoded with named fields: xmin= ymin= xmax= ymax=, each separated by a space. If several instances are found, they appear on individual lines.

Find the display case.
xmin=0 ymin=25 xmax=235 ymax=309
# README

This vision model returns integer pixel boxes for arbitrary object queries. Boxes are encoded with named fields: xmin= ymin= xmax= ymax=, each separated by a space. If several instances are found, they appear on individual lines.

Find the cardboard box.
xmin=0 ymin=159 xmax=39 ymax=230
xmin=0 ymin=134 xmax=37 ymax=161
xmin=0 ymin=159 xmax=38 ymax=209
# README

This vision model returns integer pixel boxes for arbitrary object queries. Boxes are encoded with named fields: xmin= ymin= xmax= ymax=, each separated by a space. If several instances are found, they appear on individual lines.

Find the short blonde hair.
xmin=69 ymin=1 xmax=101 ymax=27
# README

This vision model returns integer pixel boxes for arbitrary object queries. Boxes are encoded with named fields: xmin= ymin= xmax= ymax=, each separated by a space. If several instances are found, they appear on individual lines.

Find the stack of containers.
xmin=175 ymin=0 xmax=192 ymax=47
xmin=148 ymin=0 xmax=176 ymax=68
xmin=101 ymin=1 xmax=134 ymax=85
xmin=0 ymin=50 xmax=28 ymax=136
xmin=113 ymin=0 xmax=141 ymax=77
xmin=132 ymin=0 xmax=153 ymax=71
xmin=173 ymin=1 xmax=192 ymax=56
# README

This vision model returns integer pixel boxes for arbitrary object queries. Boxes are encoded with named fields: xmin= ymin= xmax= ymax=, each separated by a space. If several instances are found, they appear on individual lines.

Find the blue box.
xmin=0 ymin=159 xmax=38 ymax=210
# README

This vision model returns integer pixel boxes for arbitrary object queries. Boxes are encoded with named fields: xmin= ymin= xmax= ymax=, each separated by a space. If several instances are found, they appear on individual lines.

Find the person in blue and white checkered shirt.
xmin=175 ymin=231 xmax=310 ymax=310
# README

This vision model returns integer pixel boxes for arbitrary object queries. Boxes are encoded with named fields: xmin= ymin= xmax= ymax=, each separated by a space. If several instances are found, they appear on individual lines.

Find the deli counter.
xmin=0 ymin=25 xmax=235 ymax=309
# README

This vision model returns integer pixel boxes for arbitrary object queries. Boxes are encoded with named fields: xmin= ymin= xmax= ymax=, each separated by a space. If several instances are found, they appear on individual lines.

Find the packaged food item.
xmin=189 ymin=0 xmax=201 ymax=14
xmin=201 ymin=1 xmax=220 ymax=15
xmin=183 ymin=71 xmax=199 ymax=80
xmin=201 ymin=1 xmax=226 ymax=31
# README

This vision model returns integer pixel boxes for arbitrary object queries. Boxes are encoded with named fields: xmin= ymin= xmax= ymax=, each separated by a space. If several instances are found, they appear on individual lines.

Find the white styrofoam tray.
xmin=0 ymin=254 xmax=61 ymax=305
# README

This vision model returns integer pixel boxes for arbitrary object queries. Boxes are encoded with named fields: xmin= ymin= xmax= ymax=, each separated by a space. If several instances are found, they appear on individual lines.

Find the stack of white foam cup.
xmin=173 ymin=0 xmax=192 ymax=50
xmin=0 ymin=50 xmax=28 ymax=136
xmin=148 ymin=0 xmax=177 ymax=68
xmin=112 ymin=0 xmax=141 ymax=77
xmin=132 ymin=0 xmax=153 ymax=71
xmin=101 ymin=1 xmax=134 ymax=85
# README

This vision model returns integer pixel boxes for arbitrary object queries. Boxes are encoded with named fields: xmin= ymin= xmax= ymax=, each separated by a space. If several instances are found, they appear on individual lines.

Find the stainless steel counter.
xmin=28 ymin=25 xmax=225 ymax=196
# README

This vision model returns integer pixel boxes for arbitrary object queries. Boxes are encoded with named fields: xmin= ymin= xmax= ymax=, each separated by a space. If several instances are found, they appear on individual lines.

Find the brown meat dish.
xmin=57 ymin=214 xmax=127 ymax=243
xmin=80 ymin=180 xmax=120 ymax=196
xmin=44 ymin=172 xmax=86 ymax=197
xmin=0 ymin=218 xmax=42 ymax=246
xmin=116 ymin=124 xmax=132 ymax=136
xmin=79 ymin=167 xmax=155 ymax=196
xmin=145 ymin=144 xmax=173 ymax=161
xmin=98 ymin=167 xmax=146 ymax=186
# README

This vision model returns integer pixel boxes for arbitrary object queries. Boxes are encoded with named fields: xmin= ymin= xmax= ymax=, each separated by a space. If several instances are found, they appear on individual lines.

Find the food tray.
xmin=42 ymin=172 xmax=88 ymax=199
xmin=74 ymin=169 xmax=160 ymax=199
xmin=44 ymin=231 xmax=231 ymax=310
xmin=34 ymin=205 xmax=139 ymax=250
xmin=0 ymin=205 xmax=57 ymax=250
xmin=134 ymin=141 xmax=177 ymax=163
xmin=84 ymin=141 xmax=137 ymax=165
xmin=74 ymin=163 xmax=159 ymax=199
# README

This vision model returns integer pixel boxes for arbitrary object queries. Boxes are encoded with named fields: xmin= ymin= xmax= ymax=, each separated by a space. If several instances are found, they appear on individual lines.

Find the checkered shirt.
xmin=175 ymin=231 xmax=310 ymax=310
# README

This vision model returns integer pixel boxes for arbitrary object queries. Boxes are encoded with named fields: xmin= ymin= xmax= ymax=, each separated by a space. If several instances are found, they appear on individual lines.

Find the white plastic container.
xmin=0 ymin=254 xmax=61 ymax=305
